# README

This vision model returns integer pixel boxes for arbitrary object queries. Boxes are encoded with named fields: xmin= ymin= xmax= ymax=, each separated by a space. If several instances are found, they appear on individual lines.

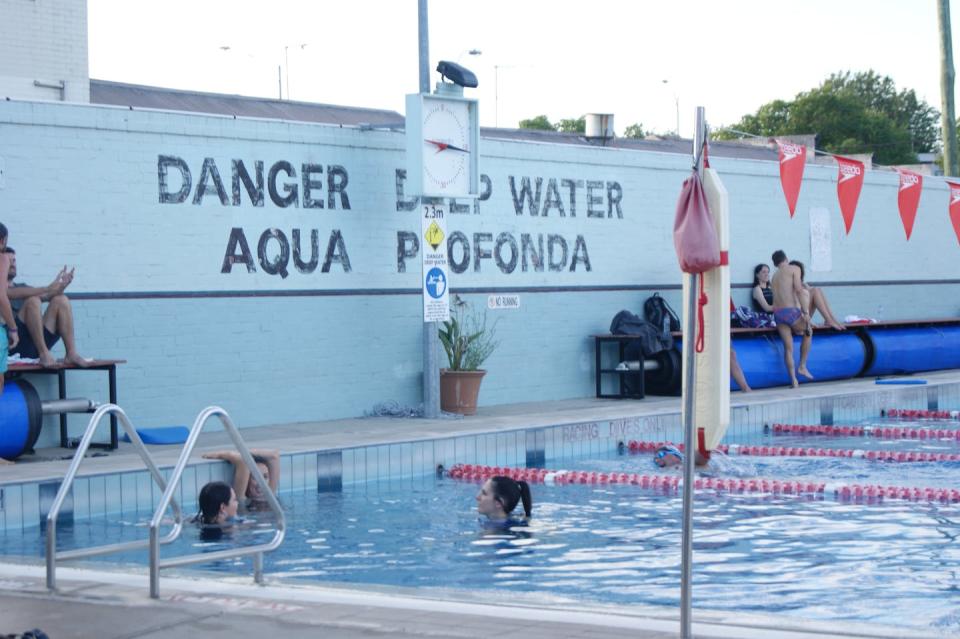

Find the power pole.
xmin=939 ymin=0 xmax=958 ymax=175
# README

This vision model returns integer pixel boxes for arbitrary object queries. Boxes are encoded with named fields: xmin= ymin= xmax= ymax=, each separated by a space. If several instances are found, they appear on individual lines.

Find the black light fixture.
xmin=436 ymin=61 xmax=478 ymax=89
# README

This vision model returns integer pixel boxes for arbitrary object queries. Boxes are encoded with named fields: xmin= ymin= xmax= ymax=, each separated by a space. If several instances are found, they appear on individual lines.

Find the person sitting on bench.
xmin=4 ymin=247 xmax=90 ymax=368
xmin=202 ymin=449 xmax=280 ymax=508
xmin=0 ymin=226 xmax=20 ymax=396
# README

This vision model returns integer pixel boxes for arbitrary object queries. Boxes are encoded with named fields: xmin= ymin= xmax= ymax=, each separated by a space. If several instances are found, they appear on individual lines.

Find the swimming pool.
xmin=2 ymin=416 xmax=959 ymax=634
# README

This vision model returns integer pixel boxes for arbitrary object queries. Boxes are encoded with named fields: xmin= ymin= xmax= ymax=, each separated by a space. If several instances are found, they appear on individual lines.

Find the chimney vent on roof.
xmin=585 ymin=113 xmax=614 ymax=140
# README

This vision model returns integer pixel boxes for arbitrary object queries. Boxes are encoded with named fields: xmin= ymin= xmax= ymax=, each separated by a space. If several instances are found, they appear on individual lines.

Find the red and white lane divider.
xmin=447 ymin=464 xmax=960 ymax=503
xmin=770 ymin=423 xmax=960 ymax=440
xmin=626 ymin=440 xmax=960 ymax=463
xmin=883 ymin=408 xmax=960 ymax=420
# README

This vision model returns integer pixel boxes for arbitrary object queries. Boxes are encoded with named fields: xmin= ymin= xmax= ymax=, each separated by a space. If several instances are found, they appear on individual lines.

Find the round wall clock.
xmin=421 ymin=98 xmax=472 ymax=196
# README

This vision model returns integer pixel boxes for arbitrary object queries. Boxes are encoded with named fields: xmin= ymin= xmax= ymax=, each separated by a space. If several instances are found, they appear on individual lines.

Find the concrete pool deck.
xmin=1 ymin=371 xmax=958 ymax=638
xmin=4 ymin=369 xmax=959 ymax=485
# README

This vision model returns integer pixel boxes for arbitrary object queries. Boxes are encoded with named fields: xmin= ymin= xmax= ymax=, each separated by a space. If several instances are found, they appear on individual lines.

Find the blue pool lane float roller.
xmin=0 ymin=379 xmax=97 ymax=459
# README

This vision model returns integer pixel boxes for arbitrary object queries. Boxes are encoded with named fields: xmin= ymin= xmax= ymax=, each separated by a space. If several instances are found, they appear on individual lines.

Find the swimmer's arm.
xmin=202 ymin=449 xmax=252 ymax=497
xmin=249 ymin=448 xmax=280 ymax=493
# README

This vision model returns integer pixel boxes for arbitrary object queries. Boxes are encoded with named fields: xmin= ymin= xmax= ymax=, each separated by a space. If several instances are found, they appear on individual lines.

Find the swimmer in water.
xmin=654 ymin=444 xmax=710 ymax=468
xmin=476 ymin=475 xmax=532 ymax=522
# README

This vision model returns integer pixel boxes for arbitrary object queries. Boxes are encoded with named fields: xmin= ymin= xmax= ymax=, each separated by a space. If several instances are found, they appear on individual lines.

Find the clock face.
xmin=421 ymin=99 xmax=471 ymax=196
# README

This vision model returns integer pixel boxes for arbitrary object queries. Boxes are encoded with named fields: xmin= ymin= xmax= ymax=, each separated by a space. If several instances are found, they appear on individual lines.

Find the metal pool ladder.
xmin=46 ymin=404 xmax=183 ymax=591
xmin=148 ymin=406 xmax=286 ymax=598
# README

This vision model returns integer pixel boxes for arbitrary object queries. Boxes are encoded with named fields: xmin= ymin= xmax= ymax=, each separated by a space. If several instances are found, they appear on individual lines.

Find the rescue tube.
xmin=865 ymin=326 xmax=960 ymax=376
xmin=728 ymin=332 xmax=866 ymax=390
xmin=0 ymin=380 xmax=43 ymax=459
xmin=681 ymin=166 xmax=730 ymax=452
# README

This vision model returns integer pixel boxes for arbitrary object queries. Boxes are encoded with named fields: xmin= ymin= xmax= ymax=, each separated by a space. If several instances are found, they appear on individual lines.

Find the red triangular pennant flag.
xmin=776 ymin=140 xmax=806 ymax=217
xmin=948 ymin=181 xmax=960 ymax=247
xmin=835 ymin=156 xmax=865 ymax=234
xmin=896 ymin=168 xmax=922 ymax=240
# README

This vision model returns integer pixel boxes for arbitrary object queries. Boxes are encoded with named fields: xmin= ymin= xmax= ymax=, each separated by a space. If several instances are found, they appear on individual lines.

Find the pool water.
xmin=3 ymin=420 xmax=960 ymax=633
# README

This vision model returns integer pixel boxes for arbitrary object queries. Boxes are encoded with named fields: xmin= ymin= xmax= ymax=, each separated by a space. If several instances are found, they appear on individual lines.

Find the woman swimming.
xmin=476 ymin=475 xmax=532 ymax=522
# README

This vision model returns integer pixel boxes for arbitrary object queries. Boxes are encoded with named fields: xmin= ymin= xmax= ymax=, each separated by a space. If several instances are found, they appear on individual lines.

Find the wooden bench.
xmin=4 ymin=359 xmax=126 ymax=449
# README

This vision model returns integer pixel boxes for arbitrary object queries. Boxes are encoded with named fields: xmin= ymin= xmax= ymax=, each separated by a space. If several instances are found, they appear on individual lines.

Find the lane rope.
xmin=626 ymin=440 xmax=960 ymax=463
xmin=768 ymin=423 xmax=960 ymax=440
xmin=447 ymin=464 xmax=960 ymax=503
xmin=882 ymin=408 xmax=959 ymax=420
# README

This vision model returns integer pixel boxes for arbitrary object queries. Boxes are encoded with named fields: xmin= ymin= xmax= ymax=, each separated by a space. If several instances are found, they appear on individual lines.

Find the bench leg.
xmin=58 ymin=369 xmax=68 ymax=448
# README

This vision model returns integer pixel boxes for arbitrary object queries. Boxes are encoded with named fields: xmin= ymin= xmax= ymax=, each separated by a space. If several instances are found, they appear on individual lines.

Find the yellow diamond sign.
xmin=424 ymin=221 xmax=445 ymax=250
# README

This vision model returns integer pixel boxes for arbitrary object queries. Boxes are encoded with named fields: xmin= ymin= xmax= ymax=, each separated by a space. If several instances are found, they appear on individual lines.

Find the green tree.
xmin=824 ymin=71 xmax=939 ymax=153
xmin=623 ymin=123 xmax=647 ymax=138
xmin=556 ymin=116 xmax=586 ymax=133
xmin=715 ymin=71 xmax=940 ymax=164
xmin=518 ymin=115 xmax=554 ymax=131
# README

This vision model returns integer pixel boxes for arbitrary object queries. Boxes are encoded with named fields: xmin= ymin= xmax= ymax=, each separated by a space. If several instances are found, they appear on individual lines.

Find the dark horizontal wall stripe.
xmin=65 ymin=279 xmax=960 ymax=302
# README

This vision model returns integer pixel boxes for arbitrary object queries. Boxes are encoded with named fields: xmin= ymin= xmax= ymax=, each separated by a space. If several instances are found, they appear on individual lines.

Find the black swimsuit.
xmin=753 ymin=285 xmax=773 ymax=312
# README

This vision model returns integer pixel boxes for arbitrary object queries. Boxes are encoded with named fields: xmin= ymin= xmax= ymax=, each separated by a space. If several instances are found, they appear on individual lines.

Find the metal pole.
xmin=495 ymin=65 xmax=499 ymax=127
xmin=680 ymin=105 xmax=706 ymax=639
xmin=277 ymin=65 xmax=282 ymax=100
xmin=939 ymin=0 xmax=958 ymax=176
xmin=675 ymin=97 xmax=681 ymax=139
xmin=418 ymin=0 xmax=441 ymax=418
xmin=285 ymin=46 xmax=290 ymax=100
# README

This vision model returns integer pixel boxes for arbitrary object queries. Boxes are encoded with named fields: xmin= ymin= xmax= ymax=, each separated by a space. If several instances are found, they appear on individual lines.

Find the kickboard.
xmin=122 ymin=426 xmax=189 ymax=445
xmin=875 ymin=379 xmax=927 ymax=385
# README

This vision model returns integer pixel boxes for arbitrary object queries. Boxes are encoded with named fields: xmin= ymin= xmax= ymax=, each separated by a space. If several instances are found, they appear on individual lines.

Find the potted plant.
xmin=438 ymin=298 xmax=499 ymax=415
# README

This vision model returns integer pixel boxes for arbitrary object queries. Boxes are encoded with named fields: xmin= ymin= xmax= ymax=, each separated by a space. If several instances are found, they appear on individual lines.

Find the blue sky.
xmin=88 ymin=0 xmax=953 ymax=136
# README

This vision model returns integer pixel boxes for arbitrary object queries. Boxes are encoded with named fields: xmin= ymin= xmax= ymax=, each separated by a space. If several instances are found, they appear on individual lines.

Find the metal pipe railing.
xmin=148 ymin=406 xmax=285 ymax=598
xmin=45 ymin=404 xmax=182 ymax=591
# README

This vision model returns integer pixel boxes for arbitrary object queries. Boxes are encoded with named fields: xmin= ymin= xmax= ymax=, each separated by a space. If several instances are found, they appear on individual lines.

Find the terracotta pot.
xmin=439 ymin=369 xmax=486 ymax=415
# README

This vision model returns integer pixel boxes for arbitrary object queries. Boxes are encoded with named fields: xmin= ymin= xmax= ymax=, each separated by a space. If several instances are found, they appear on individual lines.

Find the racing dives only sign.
xmin=421 ymin=203 xmax=450 ymax=322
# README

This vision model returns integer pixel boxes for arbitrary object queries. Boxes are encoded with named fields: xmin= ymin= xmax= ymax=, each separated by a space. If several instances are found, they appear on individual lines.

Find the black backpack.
xmin=643 ymin=293 xmax=681 ymax=333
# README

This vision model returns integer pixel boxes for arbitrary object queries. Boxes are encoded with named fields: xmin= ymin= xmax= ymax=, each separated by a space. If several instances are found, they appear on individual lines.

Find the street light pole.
xmin=662 ymin=79 xmax=681 ymax=137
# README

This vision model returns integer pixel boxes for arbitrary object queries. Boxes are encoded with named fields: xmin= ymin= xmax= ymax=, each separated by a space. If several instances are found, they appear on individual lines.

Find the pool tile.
xmin=88 ymin=475 xmax=107 ymax=517
xmin=4 ymin=484 xmax=23 ymax=529
xmin=820 ymin=399 xmax=834 ymax=425
xmin=389 ymin=444 xmax=403 ymax=478
xmin=136 ymin=471 xmax=154 ymax=512
xmin=410 ymin=441 xmax=425 ymax=476
xmin=524 ymin=429 xmax=541 ymax=467
xmin=317 ymin=451 xmax=343 ymax=493
xmin=71 ymin=478 xmax=89 ymax=519
xmin=364 ymin=446 xmax=378 ymax=483
xmin=376 ymin=446 xmax=390 ymax=481
xmin=38 ymin=481 xmax=72 ymax=528
xmin=291 ymin=453 xmax=306 ymax=491
xmin=400 ymin=443 xmax=413 ymax=478
xmin=435 ymin=438 xmax=455 ymax=470
xmin=18 ymin=483 xmax=39 ymax=528
xmin=304 ymin=451 xmax=319 ymax=486
xmin=340 ymin=448 xmax=356 ymax=484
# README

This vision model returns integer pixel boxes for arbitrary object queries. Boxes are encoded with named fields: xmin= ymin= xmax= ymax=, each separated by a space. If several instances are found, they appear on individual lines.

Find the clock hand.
xmin=425 ymin=139 xmax=469 ymax=153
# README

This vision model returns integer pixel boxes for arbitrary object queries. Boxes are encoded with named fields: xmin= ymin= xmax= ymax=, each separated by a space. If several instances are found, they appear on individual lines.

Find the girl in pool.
xmin=196 ymin=481 xmax=240 ymax=525
xmin=476 ymin=476 xmax=532 ymax=522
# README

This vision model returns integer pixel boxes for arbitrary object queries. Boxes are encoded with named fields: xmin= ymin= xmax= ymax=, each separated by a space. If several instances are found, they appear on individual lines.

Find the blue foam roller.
xmin=875 ymin=378 xmax=927 ymax=385
xmin=121 ymin=426 xmax=189 ymax=445
xmin=0 ymin=382 xmax=31 ymax=458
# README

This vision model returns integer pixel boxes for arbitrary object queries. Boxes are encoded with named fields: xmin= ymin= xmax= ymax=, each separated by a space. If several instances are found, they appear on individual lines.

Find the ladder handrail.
xmin=148 ymin=406 xmax=286 ymax=599
xmin=46 ymin=403 xmax=182 ymax=591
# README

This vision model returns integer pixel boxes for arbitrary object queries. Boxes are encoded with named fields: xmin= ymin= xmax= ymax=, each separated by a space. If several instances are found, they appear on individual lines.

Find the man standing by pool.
xmin=771 ymin=249 xmax=812 ymax=388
